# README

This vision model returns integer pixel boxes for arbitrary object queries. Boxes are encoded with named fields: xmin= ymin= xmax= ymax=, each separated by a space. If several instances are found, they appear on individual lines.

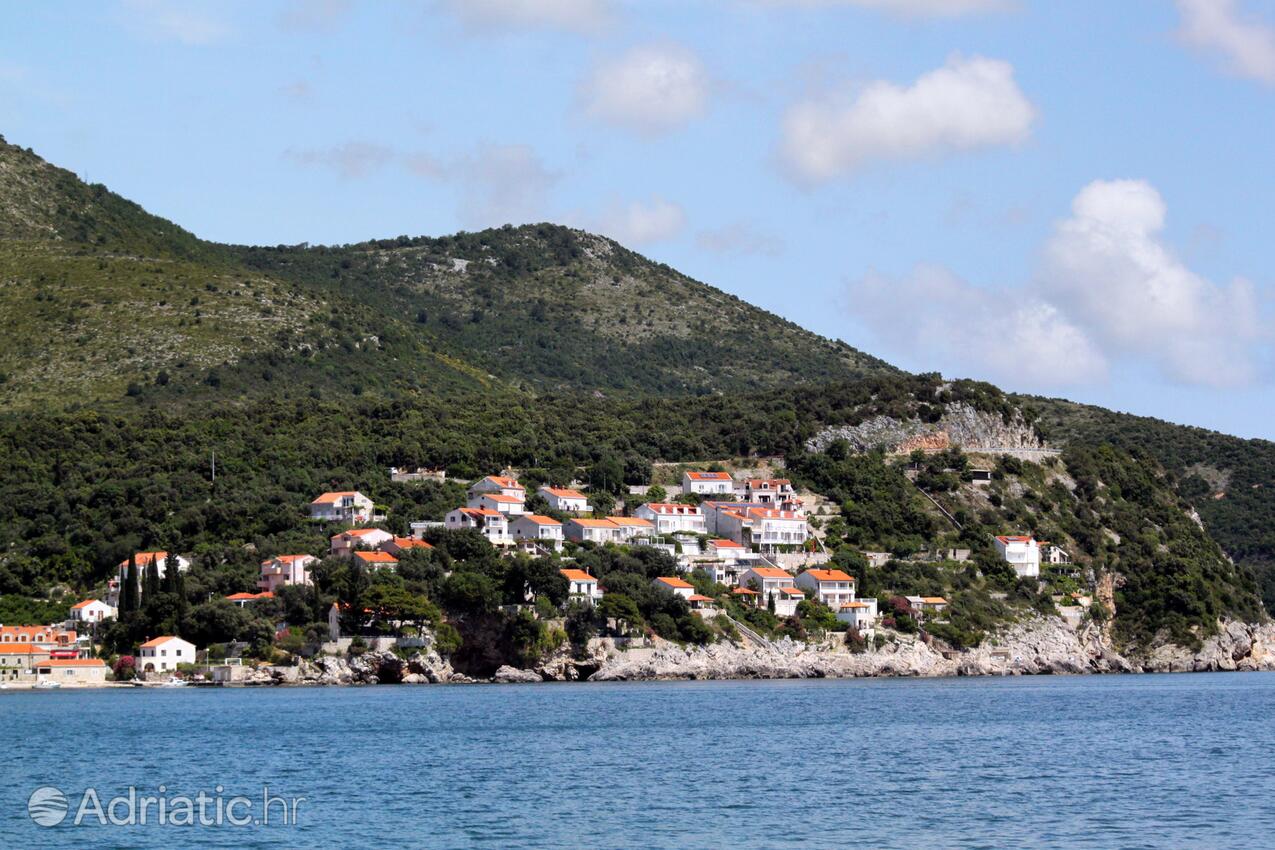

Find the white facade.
xmin=538 ymin=486 xmax=589 ymax=513
xmin=510 ymin=515 xmax=565 ymax=550
xmin=682 ymin=471 xmax=735 ymax=495
xmin=308 ymin=491 xmax=375 ymax=524
xmin=468 ymin=492 xmax=526 ymax=516
xmin=258 ymin=554 xmax=317 ymax=592
xmin=565 ymin=518 xmax=619 ymax=544
xmin=446 ymin=508 xmax=512 ymax=545
xmin=114 ymin=553 xmax=191 ymax=602
xmin=560 ymin=570 xmax=603 ymax=606
xmin=634 ymin=503 xmax=707 ymax=535
xmin=608 ymin=518 xmax=655 ymax=543
xmin=467 ymin=476 xmax=525 ymax=501
xmin=837 ymin=598 xmax=878 ymax=631
xmin=716 ymin=508 xmax=808 ymax=551
xmin=795 ymin=569 xmax=857 ymax=609
xmin=994 ymin=535 xmax=1041 ymax=578
xmin=138 ymin=636 xmax=196 ymax=673
xmin=774 ymin=587 xmax=805 ymax=617
xmin=70 ymin=599 xmax=116 ymax=623
xmin=330 ymin=528 xmax=394 ymax=557
xmin=742 ymin=479 xmax=796 ymax=504
xmin=738 ymin=566 xmax=802 ymax=615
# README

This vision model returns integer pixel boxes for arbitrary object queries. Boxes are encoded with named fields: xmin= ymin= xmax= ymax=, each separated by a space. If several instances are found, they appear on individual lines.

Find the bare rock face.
xmin=806 ymin=402 xmax=1044 ymax=455
xmin=492 ymin=665 xmax=544 ymax=684
xmin=1142 ymin=621 xmax=1275 ymax=673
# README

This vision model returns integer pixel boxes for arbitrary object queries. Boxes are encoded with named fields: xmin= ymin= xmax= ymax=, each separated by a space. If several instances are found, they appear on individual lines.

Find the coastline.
xmin=18 ymin=617 xmax=1273 ymax=690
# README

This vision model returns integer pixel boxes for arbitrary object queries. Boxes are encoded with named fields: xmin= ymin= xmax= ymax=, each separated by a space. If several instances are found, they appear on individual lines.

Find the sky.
xmin=2 ymin=0 xmax=1273 ymax=439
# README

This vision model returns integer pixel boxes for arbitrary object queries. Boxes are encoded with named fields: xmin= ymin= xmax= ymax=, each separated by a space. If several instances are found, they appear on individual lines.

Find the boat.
xmin=33 ymin=679 xmax=61 ymax=689
xmin=160 ymin=676 xmax=188 ymax=687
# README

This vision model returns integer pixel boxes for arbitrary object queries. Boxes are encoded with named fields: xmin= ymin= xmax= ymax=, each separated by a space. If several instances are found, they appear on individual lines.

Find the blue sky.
xmin=2 ymin=0 xmax=1272 ymax=439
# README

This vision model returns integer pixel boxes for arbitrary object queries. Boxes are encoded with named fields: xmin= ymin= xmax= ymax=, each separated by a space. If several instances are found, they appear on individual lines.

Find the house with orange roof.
xmin=837 ymin=598 xmax=879 ymax=631
xmin=994 ymin=535 xmax=1040 ymax=578
xmin=35 ymin=657 xmax=108 ymax=686
xmin=112 ymin=552 xmax=191 ymax=604
xmin=687 ymin=594 xmax=718 ymax=612
xmin=226 ymin=591 xmax=276 ymax=607
xmin=634 ymin=502 xmax=707 ymax=535
xmin=308 ymin=490 xmax=375 ymax=524
xmin=446 ymin=507 xmax=511 ymax=545
xmin=742 ymin=478 xmax=797 ymax=505
xmin=70 ymin=599 xmax=117 ymax=624
xmin=652 ymin=576 xmax=695 ymax=600
xmin=0 ymin=643 xmax=52 ymax=680
xmin=565 ymin=517 xmax=621 ymax=544
xmin=510 ymin=514 xmax=565 ymax=550
xmin=137 ymin=635 xmax=196 ymax=674
xmin=715 ymin=506 xmax=808 ymax=552
xmin=795 ymin=568 xmax=857 ymax=609
xmin=538 ymin=485 xmax=589 ymax=513
xmin=607 ymin=516 xmax=655 ymax=542
xmin=467 ymin=475 xmax=525 ymax=501
xmin=0 ymin=625 xmax=78 ymax=649
xmin=351 ymin=551 xmax=399 ymax=571
xmin=258 ymin=554 xmax=318 ymax=592
xmin=381 ymin=537 xmax=435 ymax=557
xmin=738 ymin=566 xmax=804 ymax=616
xmin=330 ymin=527 xmax=394 ymax=557
xmin=468 ymin=491 xmax=527 ymax=516
xmin=560 ymin=568 xmax=602 ymax=606
xmin=682 ymin=470 xmax=735 ymax=496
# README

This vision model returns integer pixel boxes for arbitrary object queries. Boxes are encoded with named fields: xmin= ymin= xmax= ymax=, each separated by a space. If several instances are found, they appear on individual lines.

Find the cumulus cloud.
xmin=283 ymin=141 xmax=395 ymax=178
xmin=847 ymin=264 xmax=1107 ymax=387
xmin=845 ymin=180 xmax=1268 ymax=390
xmin=581 ymin=44 xmax=710 ymax=136
xmin=1041 ymin=179 xmax=1263 ymax=387
xmin=756 ymin=0 xmax=1010 ymax=17
xmin=118 ymin=0 xmax=229 ymax=44
xmin=1177 ymin=0 xmax=1275 ymax=85
xmin=696 ymin=222 xmax=786 ymax=257
xmin=779 ymin=55 xmax=1035 ymax=183
xmin=439 ymin=0 xmax=612 ymax=34
xmin=594 ymin=197 xmax=686 ymax=245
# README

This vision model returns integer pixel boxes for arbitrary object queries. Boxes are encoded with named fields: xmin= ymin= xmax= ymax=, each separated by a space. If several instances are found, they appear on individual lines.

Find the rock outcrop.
xmin=806 ymin=402 xmax=1045 ymax=455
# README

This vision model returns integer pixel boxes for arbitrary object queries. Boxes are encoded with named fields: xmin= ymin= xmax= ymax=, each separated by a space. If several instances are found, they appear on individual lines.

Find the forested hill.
xmin=0 ymin=135 xmax=892 ymax=408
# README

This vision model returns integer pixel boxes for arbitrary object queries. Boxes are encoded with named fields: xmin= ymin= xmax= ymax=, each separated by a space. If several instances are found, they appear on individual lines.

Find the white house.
xmin=35 ymin=658 xmax=108 ymax=686
xmin=538 ymin=486 xmax=589 ymax=513
xmin=717 ymin=507 xmax=808 ymax=551
xmin=258 ymin=554 xmax=318 ymax=592
xmin=70 ymin=599 xmax=116 ymax=624
xmin=468 ymin=492 xmax=526 ymax=516
xmin=682 ymin=470 xmax=735 ymax=495
xmin=906 ymin=596 xmax=949 ymax=619
xmin=994 ymin=535 xmax=1041 ymax=578
xmin=330 ymin=528 xmax=394 ymax=557
xmin=1041 ymin=542 xmax=1072 ymax=565
xmin=380 ymin=537 xmax=434 ymax=558
xmin=652 ymin=576 xmax=695 ymax=600
xmin=795 ymin=569 xmax=857 ymax=609
xmin=565 ymin=518 xmax=620 ymax=544
xmin=607 ymin=516 xmax=655 ymax=542
xmin=837 ymin=598 xmax=878 ymax=632
xmin=308 ymin=491 xmax=375 ymax=524
xmin=138 ymin=635 xmax=196 ymax=674
xmin=634 ymin=503 xmax=707 ymax=535
xmin=351 ymin=551 xmax=399 ymax=571
xmin=560 ymin=569 xmax=603 ymax=606
xmin=114 ymin=552 xmax=191 ymax=602
xmin=510 ymin=514 xmax=565 ymax=550
xmin=738 ymin=567 xmax=804 ymax=615
xmin=446 ymin=507 xmax=511 ymax=545
xmin=742 ymin=478 xmax=797 ymax=505
xmin=467 ymin=475 xmax=525 ymax=501
xmin=700 ymin=501 xmax=763 ymax=535
xmin=226 ymin=591 xmax=274 ymax=607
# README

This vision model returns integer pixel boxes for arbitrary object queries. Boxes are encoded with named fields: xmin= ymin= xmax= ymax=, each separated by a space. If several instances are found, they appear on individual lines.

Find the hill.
xmin=0 ymin=132 xmax=1271 ymax=650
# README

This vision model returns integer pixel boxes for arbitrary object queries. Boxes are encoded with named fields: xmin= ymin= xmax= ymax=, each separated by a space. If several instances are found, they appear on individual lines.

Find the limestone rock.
xmin=493 ymin=665 xmax=543 ymax=684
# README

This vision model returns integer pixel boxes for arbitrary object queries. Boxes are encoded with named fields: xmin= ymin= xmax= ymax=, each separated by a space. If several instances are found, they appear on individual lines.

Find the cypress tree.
xmin=122 ymin=553 xmax=139 ymax=615
xmin=144 ymin=556 xmax=160 ymax=599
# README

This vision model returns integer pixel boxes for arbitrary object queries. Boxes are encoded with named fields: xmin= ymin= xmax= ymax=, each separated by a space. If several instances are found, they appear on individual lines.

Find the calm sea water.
xmin=3 ymin=673 xmax=1274 ymax=849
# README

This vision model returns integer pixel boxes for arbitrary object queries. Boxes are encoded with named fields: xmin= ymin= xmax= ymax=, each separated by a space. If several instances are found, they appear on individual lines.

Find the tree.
xmin=121 ymin=554 xmax=139 ymax=616
xmin=589 ymin=455 xmax=625 ymax=495
xmin=113 ymin=655 xmax=136 ymax=681
xmin=645 ymin=485 xmax=667 ymax=503
xmin=597 ymin=593 xmax=642 ymax=635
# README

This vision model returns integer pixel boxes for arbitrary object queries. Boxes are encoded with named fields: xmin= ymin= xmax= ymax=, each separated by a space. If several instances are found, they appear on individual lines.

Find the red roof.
xmin=541 ymin=487 xmax=587 ymax=499
xmin=71 ymin=599 xmax=101 ymax=609
xmin=803 ymin=569 xmax=854 ymax=583
xmin=560 ymin=568 xmax=597 ymax=583
xmin=310 ymin=491 xmax=362 ymax=505
xmin=642 ymin=503 xmax=702 ymax=515
xmin=655 ymin=576 xmax=694 ymax=589
xmin=139 ymin=636 xmax=187 ymax=649
xmin=686 ymin=471 xmax=732 ymax=481
xmin=519 ymin=514 xmax=562 ymax=526
xmin=747 ymin=567 xmax=792 ymax=579
xmin=352 ymin=551 xmax=398 ymax=565
xmin=709 ymin=538 xmax=745 ymax=549
xmin=477 ymin=493 xmax=524 ymax=504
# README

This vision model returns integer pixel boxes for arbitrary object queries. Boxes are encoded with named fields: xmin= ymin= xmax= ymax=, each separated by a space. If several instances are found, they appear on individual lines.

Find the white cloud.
xmin=449 ymin=144 xmax=560 ymax=229
xmin=439 ymin=0 xmax=611 ymax=34
xmin=846 ymin=264 xmax=1107 ymax=387
xmin=595 ymin=197 xmax=686 ymax=245
xmin=118 ymin=0 xmax=229 ymax=45
xmin=1177 ymin=0 xmax=1275 ymax=85
xmin=756 ymin=0 xmax=1010 ymax=17
xmin=1041 ymin=179 xmax=1263 ymax=387
xmin=779 ymin=55 xmax=1035 ymax=183
xmin=696 ymin=222 xmax=785 ymax=257
xmin=283 ymin=141 xmax=395 ymax=178
xmin=581 ymin=44 xmax=710 ymax=136
xmin=845 ymin=180 xmax=1269 ymax=391
xmin=277 ymin=0 xmax=352 ymax=32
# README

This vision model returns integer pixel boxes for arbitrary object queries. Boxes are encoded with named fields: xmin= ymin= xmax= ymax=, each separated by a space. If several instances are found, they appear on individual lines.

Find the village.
xmin=1 ymin=464 xmax=1086 ymax=688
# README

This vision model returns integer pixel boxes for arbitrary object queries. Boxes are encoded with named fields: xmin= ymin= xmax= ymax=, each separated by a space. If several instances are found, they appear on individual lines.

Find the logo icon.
xmin=28 ymin=786 xmax=69 ymax=827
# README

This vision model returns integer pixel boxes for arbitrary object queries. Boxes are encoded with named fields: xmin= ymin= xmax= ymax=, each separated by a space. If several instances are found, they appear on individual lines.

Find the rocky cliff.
xmin=806 ymin=402 xmax=1046 ymax=455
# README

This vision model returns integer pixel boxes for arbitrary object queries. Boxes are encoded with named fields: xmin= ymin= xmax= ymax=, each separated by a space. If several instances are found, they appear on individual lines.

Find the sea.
xmin=3 ymin=672 xmax=1273 ymax=849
